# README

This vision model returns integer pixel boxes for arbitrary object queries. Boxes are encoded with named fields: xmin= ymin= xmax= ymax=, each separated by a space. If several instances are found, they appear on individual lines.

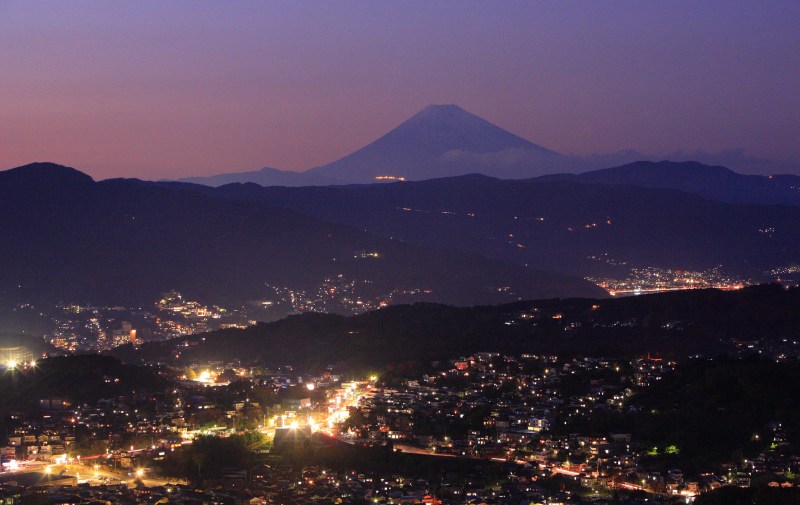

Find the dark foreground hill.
xmin=169 ymin=174 xmax=800 ymax=278
xmin=0 ymin=355 xmax=169 ymax=413
xmin=0 ymin=163 xmax=601 ymax=308
xmin=111 ymin=285 xmax=800 ymax=370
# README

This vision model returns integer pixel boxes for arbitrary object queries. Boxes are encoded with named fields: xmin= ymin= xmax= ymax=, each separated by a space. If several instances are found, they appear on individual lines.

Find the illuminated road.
xmin=60 ymin=463 xmax=182 ymax=488
xmin=0 ymin=460 xmax=48 ymax=478
xmin=393 ymin=443 xmax=455 ymax=458
xmin=252 ymin=382 xmax=371 ymax=454
xmin=607 ymin=284 xmax=745 ymax=297
xmin=317 ymin=387 xmax=366 ymax=438
xmin=312 ymin=386 xmax=464 ymax=459
xmin=4 ymin=382 xmax=372 ymax=490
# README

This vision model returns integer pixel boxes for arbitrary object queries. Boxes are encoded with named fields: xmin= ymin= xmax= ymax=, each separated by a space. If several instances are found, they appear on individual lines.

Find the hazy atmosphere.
xmin=2 ymin=1 xmax=799 ymax=179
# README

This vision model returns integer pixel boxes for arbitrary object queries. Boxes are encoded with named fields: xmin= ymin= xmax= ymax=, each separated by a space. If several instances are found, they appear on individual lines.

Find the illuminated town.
xmin=3 ymin=335 xmax=800 ymax=504
xmin=586 ymin=267 xmax=749 ymax=297
xmin=25 ymin=281 xmax=430 ymax=353
xmin=38 ymin=292 xmax=254 ymax=352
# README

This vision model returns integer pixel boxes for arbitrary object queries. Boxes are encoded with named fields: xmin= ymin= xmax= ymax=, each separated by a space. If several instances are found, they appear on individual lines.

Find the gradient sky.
xmin=1 ymin=1 xmax=799 ymax=179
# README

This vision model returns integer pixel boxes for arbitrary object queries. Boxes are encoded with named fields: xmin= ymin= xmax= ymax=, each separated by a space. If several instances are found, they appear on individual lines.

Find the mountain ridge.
xmin=0 ymin=162 xmax=603 ymax=309
xmin=1 ymin=161 xmax=95 ymax=186
xmin=537 ymin=160 xmax=800 ymax=206
xmin=177 ymin=171 xmax=800 ymax=280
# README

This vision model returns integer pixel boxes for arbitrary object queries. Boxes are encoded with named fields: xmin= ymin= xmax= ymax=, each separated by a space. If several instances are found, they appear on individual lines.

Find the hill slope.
xmin=0 ymin=163 xmax=601 ymax=309
xmin=112 ymin=285 xmax=800 ymax=368
xmin=177 ymin=174 xmax=800 ymax=279
xmin=0 ymin=355 xmax=168 ymax=412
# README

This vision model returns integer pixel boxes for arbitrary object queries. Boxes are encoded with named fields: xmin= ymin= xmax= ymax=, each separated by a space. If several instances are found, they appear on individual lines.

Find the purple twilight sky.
xmin=1 ymin=1 xmax=798 ymax=180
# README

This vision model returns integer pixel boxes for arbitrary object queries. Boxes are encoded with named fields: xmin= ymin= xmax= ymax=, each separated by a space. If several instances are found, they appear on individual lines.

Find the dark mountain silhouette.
xmin=0 ymin=162 xmax=602 ymax=309
xmin=0 ymin=355 xmax=168 ymax=412
xmin=306 ymin=104 xmax=568 ymax=182
xmin=177 ymin=166 xmax=341 ymax=187
xmin=173 ymin=174 xmax=800 ymax=279
xmin=2 ymin=161 xmax=94 ymax=187
xmin=538 ymin=160 xmax=800 ymax=206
